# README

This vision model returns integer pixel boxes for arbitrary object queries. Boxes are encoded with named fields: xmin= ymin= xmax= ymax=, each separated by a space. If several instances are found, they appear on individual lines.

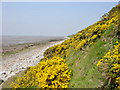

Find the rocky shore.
xmin=0 ymin=40 xmax=65 ymax=88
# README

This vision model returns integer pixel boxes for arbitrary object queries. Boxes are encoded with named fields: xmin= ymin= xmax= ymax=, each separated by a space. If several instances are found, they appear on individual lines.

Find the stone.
xmin=0 ymin=79 xmax=4 ymax=85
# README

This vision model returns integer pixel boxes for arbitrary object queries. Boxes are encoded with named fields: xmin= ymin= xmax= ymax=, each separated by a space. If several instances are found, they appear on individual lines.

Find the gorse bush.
xmin=97 ymin=42 xmax=120 ymax=89
xmin=11 ymin=56 xmax=71 ymax=88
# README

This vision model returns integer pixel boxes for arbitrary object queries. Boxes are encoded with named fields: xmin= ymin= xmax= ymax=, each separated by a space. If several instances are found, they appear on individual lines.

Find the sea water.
xmin=2 ymin=35 xmax=65 ymax=47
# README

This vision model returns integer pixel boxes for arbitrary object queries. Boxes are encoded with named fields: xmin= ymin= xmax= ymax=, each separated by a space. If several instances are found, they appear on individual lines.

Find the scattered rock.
xmin=1 ymin=73 xmax=6 ymax=75
xmin=0 ymin=79 xmax=4 ymax=85
xmin=0 ymin=40 xmax=64 ymax=83
xmin=22 ymin=67 xmax=25 ymax=69
xmin=10 ymin=71 xmax=13 ymax=74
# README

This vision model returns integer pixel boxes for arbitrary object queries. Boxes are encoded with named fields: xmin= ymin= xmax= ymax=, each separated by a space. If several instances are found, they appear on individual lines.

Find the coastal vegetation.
xmin=2 ymin=4 xmax=120 ymax=89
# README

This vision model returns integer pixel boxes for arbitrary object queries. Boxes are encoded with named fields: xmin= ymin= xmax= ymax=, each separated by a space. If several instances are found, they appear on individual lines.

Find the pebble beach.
xmin=0 ymin=39 xmax=65 ymax=88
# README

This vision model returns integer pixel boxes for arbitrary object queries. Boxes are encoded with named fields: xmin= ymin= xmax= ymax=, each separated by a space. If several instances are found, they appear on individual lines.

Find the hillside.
xmin=3 ymin=4 xmax=120 ymax=89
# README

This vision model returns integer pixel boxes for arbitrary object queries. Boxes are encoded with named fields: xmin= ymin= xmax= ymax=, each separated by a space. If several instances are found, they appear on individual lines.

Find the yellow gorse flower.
xmin=11 ymin=56 xmax=71 ymax=88
xmin=97 ymin=42 xmax=120 ymax=89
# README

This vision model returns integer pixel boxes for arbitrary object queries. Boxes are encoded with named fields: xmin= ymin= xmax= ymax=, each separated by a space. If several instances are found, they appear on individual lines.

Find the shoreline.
xmin=0 ymin=39 xmax=66 ymax=88
xmin=2 ymin=38 xmax=64 ymax=57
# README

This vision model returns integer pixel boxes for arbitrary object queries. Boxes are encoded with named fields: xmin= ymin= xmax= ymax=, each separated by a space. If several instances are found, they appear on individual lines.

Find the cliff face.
xmin=10 ymin=5 xmax=120 ymax=89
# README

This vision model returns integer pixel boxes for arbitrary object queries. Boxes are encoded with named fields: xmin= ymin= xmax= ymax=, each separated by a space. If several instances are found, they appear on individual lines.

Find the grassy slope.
xmin=66 ymin=24 xmax=119 ymax=88
xmin=66 ymin=28 xmax=109 ymax=88
xmin=66 ymin=37 xmax=111 ymax=88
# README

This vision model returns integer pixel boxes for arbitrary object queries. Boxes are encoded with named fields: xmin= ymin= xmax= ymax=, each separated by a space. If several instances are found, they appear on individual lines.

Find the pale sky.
xmin=2 ymin=2 xmax=118 ymax=36
xmin=1 ymin=0 xmax=119 ymax=2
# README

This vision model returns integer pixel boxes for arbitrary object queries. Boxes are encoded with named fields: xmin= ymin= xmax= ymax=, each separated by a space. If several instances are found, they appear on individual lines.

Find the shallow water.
xmin=2 ymin=36 xmax=65 ymax=47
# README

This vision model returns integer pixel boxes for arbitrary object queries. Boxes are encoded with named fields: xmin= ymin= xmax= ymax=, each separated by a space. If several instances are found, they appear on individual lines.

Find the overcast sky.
xmin=2 ymin=2 xmax=118 ymax=36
